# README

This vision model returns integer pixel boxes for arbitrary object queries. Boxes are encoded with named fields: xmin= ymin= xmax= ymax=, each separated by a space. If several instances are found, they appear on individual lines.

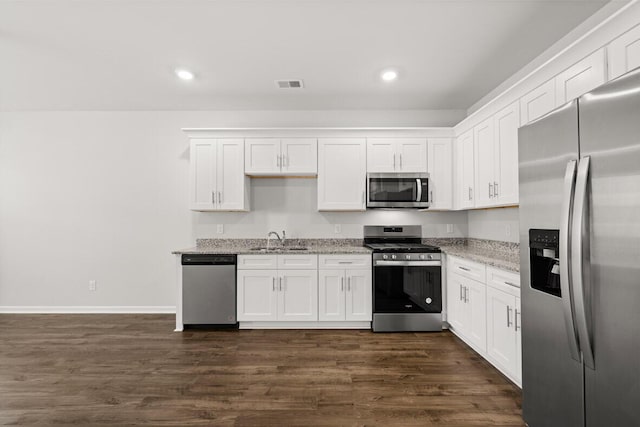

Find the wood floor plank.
xmin=0 ymin=314 xmax=523 ymax=426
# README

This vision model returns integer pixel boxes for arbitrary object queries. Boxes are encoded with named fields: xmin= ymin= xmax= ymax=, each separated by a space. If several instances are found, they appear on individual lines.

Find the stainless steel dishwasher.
xmin=182 ymin=254 xmax=237 ymax=327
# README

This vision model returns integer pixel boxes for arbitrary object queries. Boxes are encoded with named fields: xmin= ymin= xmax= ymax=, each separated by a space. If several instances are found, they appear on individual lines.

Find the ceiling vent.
xmin=276 ymin=80 xmax=304 ymax=89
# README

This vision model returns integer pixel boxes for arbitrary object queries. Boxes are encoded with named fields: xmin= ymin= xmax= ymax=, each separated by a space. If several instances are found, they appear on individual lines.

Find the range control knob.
xmin=382 ymin=254 xmax=388 ymax=260
xmin=391 ymin=254 xmax=397 ymax=260
xmin=427 ymin=254 xmax=433 ymax=260
xmin=420 ymin=254 xmax=425 ymax=260
xmin=405 ymin=255 xmax=411 ymax=260
xmin=426 ymin=297 xmax=432 ymax=304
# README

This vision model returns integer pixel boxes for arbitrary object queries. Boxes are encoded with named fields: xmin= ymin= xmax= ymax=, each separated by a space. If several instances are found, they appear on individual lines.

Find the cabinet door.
xmin=555 ymin=48 xmax=607 ymax=106
xmin=446 ymin=272 xmax=466 ymax=332
xmin=318 ymin=138 xmax=367 ymax=211
xmin=473 ymin=117 xmax=495 ymax=207
xmin=278 ymin=270 xmax=318 ymax=321
xmin=281 ymin=138 xmax=317 ymax=175
xmin=366 ymin=138 xmax=396 ymax=172
xmin=397 ymin=138 xmax=428 ymax=172
xmin=486 ymin=286 xmax=518 ymax=377
xmin=515 ymin=296 xmax=522 ymax=384
xmin=189 ymin=140 xmax=216 ymax=211
xmin=318 ymin=270 xmax=345 ymax=321
xmin=237 ymin=270 xmax=278 ymax=321
xmin=608 ymin=24 xmax=640 ymax=80
xmin=456 ymin=130 xmax=475 ymax=209
xmin=494 ymin=102 xmax=520 ymax=206
xmin=427 ymin=138 xmax=453 ymax=209
xmin=345 ymin=269 xmax=372 ymax=321
xmin=244 ymin=138 xmax=280 ymax=174
xmin=520 ymin=79 xmax=556 ymax=125
xmin=466 ymin=277 xmax=487 ymax=353
xmin=217 ymin=139 xmax=247 ymax=211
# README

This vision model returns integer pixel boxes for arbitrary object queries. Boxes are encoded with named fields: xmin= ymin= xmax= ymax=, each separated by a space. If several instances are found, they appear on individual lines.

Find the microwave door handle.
xmin=416 ymin=179 xmax=422 ymax=202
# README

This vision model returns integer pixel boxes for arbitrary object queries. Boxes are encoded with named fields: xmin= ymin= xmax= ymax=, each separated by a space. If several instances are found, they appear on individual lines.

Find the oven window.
xmin=369 ymin=177 xmax=418 ymax=202
xmin=374 ymin=265 xmax=442 ymax=313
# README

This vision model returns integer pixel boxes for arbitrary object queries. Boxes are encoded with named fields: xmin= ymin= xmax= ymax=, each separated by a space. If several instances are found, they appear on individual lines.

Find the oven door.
xmin=367 ymin=173 xmax=429 ymax=208
xmin=373 ymin=260 xmax=442 ymax=313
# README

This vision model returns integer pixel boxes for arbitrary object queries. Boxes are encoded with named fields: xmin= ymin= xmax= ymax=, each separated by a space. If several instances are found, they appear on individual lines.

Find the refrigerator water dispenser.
xmin=529 ymin=229 xmax=561 ymax=297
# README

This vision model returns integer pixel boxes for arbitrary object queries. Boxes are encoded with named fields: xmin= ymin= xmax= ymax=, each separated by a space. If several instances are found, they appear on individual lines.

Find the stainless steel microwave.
xmin=367 ymin=173 xmax=430 ymax=208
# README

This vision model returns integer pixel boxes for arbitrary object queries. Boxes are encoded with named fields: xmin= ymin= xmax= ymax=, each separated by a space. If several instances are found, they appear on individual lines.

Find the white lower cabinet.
xmin=446 ymin=256 xmax=522 ymax=386
xmin=318 ymin=268 xmax=372 ymax=321
xmin=237 ymin=255 xmax=318 ymax=322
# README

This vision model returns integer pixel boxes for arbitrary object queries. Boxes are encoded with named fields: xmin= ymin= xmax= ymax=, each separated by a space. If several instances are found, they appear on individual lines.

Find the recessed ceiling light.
xmin=381 ymin=69 xmax=398 ymax=82
xmin=175 ymin=69 xmax=195 ymax=81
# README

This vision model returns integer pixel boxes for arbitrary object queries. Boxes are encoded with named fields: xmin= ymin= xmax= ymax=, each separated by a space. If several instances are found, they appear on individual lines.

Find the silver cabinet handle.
xmin=504 ymin=281 xmax=516 ymax=287
xmin=489 ymin=182 xmax=494 ymax=198
xmin=468 ymin=187 xmax=472 ymax=201
xmin=507 ymin=306 xmax=513 ymax=328
xmin=572 ymin=156 xmax=595 ymax=369
xmin=430 ymin=190 xmax=433 ymax=203
xmin=393 ymin=153 xmax=396 ymax=169
xmin=515 ymin=309 xmax=521 ymax=331
xmin=341 ymin=277 xmax=344 ymax=291
xmin=347 ymin=276 xmax=351 ymax=292
xmin=494 ymin=181 xmax=499 ymax=197
xmin=272 ymin=277 xmax=276 ymax=291
xmin=219 ymin=191 xmax=222 ymax=205
xmin=459 ymin=284 xmax=463 ymax=301
xmin=560 ymin=159 xmax=580 ymax=362
xmin=212 ymin=191 xmax=216 ymax=204
xmin=464 ymin=286 xmax=469 ymax=303
xmin=279 ymin=276 xmax=283 ymax=291
xmin=458 ymin=266 xmax=471 ymax=272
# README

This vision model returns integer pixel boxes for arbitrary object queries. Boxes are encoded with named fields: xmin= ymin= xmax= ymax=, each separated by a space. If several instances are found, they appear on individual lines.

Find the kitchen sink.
xmin=249 ymin=246 xmax=308 ymax=252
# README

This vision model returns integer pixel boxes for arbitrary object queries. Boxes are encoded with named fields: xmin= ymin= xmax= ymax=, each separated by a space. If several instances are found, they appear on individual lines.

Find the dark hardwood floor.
xmin=0 ymin=315 xmax=523 ymax=426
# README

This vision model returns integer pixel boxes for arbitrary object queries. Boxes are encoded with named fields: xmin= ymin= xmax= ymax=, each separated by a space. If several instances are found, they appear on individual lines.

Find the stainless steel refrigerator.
xmin=518 ymin=66 xmax=640 ymax=427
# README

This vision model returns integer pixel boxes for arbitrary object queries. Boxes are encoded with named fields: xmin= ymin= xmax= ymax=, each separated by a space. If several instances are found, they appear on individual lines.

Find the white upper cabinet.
xmin=189 ymin=139 xmax=249 ymax=212
xmin=317 ymin=138 xmax=367 ymax=211
xmin=455 ymin=130 xmax=475 ymax=209
xmin=520 ymin=79 xmax=556 ymax=125
xmin=555 ymin=48 xmax=607 ymax=106
xmin=245 ymin=138 xmax=317 ymax=176
xmin=366 ymin=138 xmax=427 ymax=173
xmin=608 ymin=24 xmax=640 ymax=80
xmin=473 ymin=117 xmax=495 ymax=208
xmin=427 ymin=138 xmax=453 ymax=210
xmin=493 ymin=101 xmax=520 ymax=206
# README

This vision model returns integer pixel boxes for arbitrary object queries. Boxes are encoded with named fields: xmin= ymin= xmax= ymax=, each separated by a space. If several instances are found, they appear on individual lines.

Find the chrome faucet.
xmin=267 ymin=230 xmax=286 ymax=250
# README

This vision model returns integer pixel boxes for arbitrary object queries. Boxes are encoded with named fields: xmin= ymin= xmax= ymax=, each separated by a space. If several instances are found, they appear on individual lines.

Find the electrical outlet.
xmin=217 ymin=224 xmax=224 ymax=234
xmin=334 ymin=224 xmax=341 ymax=234
xmin=506 ymin=225 xmax=511 ymax=236
xmin=89 ymin=280 xmax=97 ymax=291
xmin=446 ymin=224 xmax=454 ymax=234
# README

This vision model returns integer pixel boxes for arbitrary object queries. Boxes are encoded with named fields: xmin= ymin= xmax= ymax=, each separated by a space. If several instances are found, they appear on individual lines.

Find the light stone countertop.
xmin=173 ymin=237 xmax=520 ymax=272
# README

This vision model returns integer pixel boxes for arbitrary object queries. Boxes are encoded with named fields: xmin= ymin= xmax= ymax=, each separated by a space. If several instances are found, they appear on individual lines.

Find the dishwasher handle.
xmin=181 ymin=254 xmax=237 ymax=265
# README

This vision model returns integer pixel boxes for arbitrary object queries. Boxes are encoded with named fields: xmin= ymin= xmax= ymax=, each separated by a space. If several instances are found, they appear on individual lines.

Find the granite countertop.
xmin=172 ymin=238 xmax=372 ymax=255
xmin=427 ymin=238 xmax=520 ymax=273
xmin=173 ymin=237 xmax=520 ymax=273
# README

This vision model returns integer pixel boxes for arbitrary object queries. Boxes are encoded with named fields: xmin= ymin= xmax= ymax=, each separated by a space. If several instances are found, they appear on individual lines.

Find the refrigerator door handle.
xmin=560 ymin=159 xmax=581 ymax=362
xmin=572 ymin=156 xmax=595 ymax=369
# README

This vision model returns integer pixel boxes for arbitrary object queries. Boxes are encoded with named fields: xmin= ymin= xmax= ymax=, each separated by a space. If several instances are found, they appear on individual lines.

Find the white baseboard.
xmin=239 ymin=321 xmax=371 ymax=329
xmin=0 ymin=306 xmax=176 ymax=314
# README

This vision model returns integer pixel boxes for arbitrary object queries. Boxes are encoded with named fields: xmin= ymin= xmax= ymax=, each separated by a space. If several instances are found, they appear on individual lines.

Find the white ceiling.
xmin=0 ymin=0 xmax=615 ymax=112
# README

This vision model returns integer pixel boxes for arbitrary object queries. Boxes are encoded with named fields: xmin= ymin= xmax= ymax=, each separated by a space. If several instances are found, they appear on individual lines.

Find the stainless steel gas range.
xmin=364 ymin=225 xmax=442 ymax=332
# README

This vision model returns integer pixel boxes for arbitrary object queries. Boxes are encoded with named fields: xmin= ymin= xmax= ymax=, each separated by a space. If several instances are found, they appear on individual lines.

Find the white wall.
xmin=0 ymin=109 xmax=466 ymax=310
xmin=467 ymin=207 xmax=520 ymax=243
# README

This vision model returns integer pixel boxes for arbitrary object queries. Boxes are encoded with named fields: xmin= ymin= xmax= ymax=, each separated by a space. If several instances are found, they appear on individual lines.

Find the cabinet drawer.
xmin=448 ymin=256 xmax=486 ymax=283
xmin=277 ymin=254 xmax=318 ymax=270
xmin=238 ymin=255 xmax=278 ymax=270
xmin=486 ymin=266 xmax=520 ymax=297
xmin=319 ymin=255 xmax=371 ymax=269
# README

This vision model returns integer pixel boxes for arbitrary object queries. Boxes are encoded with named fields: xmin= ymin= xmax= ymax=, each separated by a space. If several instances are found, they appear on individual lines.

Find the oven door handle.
xmin=416 ymin=179 xmax=422 ymax=202
xmin=374 ymin=260 xmax=441 ymax=267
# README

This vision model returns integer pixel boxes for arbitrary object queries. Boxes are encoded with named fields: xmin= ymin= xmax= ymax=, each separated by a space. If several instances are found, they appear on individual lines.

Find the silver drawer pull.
xmin=338 ymin=261 xmax=353 ymax=264
xmin=504 ymin=281 xmax=517 ymax=287
xmin=458 ymin=266 xmax=471 ymax=272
